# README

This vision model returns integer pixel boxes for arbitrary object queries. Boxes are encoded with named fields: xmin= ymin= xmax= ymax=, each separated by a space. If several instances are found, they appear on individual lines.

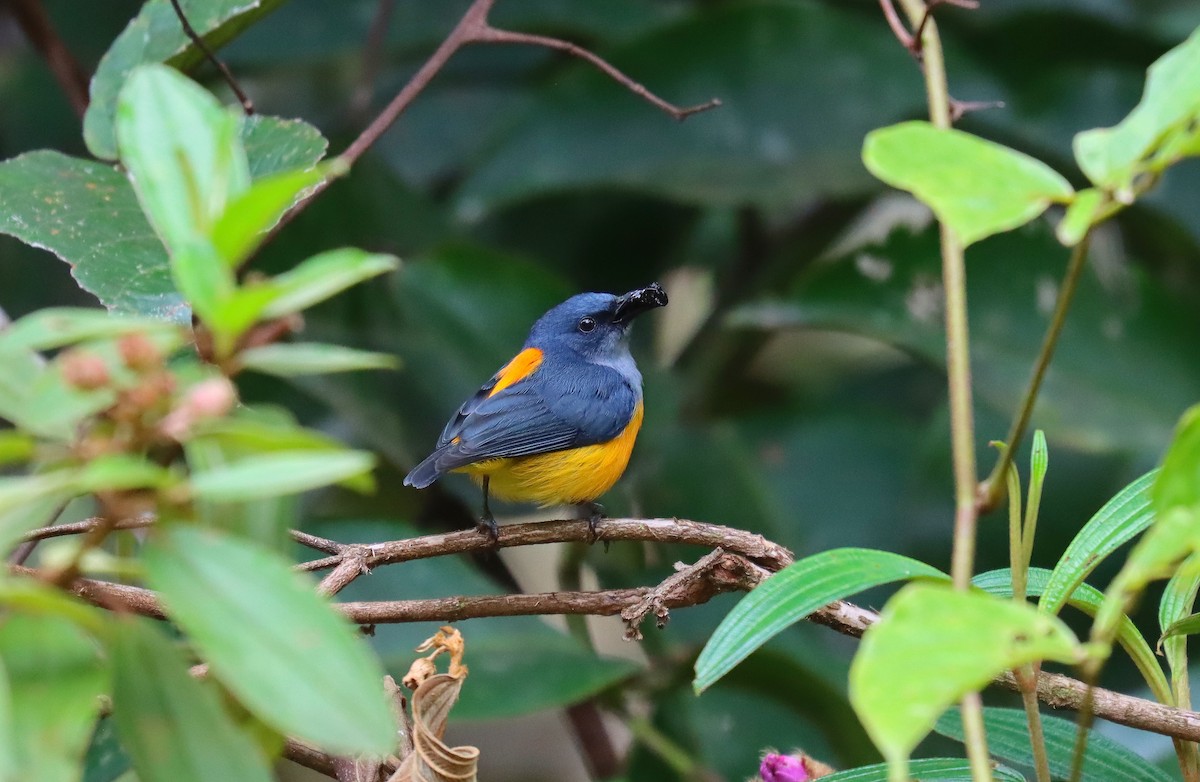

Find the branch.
xmin=7 ymin=0 xmax=88 ymax=117
xmin=167 ymin=0 xmax=253 ymax=114
xmin=266 ymin=0 xmax=719 ymax=242
xmin=297 ymin=517 xmax=794 ymax=574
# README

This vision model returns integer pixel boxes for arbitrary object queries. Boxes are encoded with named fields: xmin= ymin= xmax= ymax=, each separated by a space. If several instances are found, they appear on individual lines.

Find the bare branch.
xmin=167 ymin=0 xmax=253 ymax=114
xmin=7 ymin=0 xmax=88 ymax=117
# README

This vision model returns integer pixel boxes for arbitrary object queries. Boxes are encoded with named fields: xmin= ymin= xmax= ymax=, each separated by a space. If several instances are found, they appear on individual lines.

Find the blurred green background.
xmin=3 ymin=1 xmax=1200 ymax=780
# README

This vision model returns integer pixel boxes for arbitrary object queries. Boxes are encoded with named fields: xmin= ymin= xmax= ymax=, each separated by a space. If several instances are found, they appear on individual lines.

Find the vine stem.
xmin=893 ymin=1 xmax=989 ymax=778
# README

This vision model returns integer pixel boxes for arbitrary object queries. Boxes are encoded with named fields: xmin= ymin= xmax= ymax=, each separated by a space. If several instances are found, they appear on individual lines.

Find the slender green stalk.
xmin=1005 ymin=458 xmax=1052 ymax=782
xmin=895 ymin=1 xmax=990 ymax=778
xmin=626 ymin=715 xmax=704 ymax=778
xmin=982 ymin=236 xmax=1091 ymax=510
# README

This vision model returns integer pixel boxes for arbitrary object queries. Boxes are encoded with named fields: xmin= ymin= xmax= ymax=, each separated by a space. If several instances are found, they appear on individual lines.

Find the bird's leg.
xmin=477 ymin=476 xmax=499 ymax=544
xmin=584 ymin=501 xmax=605 ymax=546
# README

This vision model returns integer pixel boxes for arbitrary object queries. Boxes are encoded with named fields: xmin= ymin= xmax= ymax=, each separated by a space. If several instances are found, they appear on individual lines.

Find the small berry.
xmin=60 ymin=351 xmax=110 ymax=391
xmin=117 ymin=333 xmax=162 ymax=372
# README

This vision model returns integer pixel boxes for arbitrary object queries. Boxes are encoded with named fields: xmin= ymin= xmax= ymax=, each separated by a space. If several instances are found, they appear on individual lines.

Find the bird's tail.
xmin=403 ymin=453 xmax=443 ymax=489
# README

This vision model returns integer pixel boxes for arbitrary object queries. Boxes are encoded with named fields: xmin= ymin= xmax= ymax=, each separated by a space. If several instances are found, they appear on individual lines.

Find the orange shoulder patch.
xmin=488 ymin=347 xmax=543 ymax=397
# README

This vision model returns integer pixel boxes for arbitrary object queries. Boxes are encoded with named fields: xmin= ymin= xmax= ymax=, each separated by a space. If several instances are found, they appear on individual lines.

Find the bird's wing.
xmin=404 ymin=354 xmax=635 ymax=487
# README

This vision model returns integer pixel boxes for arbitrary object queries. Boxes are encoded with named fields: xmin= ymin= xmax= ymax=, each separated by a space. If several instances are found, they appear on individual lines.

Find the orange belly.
xmin=456 ymin=401 xmax=644 ymax=506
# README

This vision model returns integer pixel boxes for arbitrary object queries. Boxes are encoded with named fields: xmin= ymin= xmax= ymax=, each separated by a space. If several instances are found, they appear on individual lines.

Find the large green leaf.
xmin=84 ymin=0 xmax=291 ymax=161
xmin=936 ymin=707 xmax=1174 ymax=782
xmin=821 ymin=758 xmax=1027 ymax=782
xmin=1074 ymin=26 xmax=1200 ymax=194
xmin=110 ymin=617 xmax=273 ymax=782
xmin=0 ymin=151 xmax=184 ymax=319
xmin=143 ymin=525 xmax=397 ymax=754
xmin=1040 ymin=470 xmax=1159 ymax=616
xmin=1155 ymin=404 xmax=1200 ymax=514
xmin=188 ymin=449 xmax=375 ymax=502
xmin=115 ymin=64 xmax=249 ymax=258
xmin=0 ymin=614 xmax=109 ymax=782
xmin=755 ymin=224 xmax=1200 ymax=456
xmin=694 ymin=548 xmax=947 ymax=692
xmin=849 ymin=582 xmax=1080 ymax=770
xmin=974 ymin=567 xmax=1169 ymax=703
xmin=863 ymin=122 xmax=1073 ymax=247
xmin=456 ymin=1 xmax=925 ymax=212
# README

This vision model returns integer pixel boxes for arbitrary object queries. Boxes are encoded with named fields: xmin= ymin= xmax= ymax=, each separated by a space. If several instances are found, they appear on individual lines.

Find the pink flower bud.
xmin=60 ymin=351 xmax=110 ymax=391
xmin=185 ymin=378 xmax=236 ymax=420
xmin=760 ymin=753 xmax=809 ymax=782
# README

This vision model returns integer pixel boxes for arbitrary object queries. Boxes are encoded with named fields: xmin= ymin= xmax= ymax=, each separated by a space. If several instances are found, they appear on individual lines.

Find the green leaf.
xmin=820 ymin=758 xmax=1027 ymax=782
xmin=211 ymin=163 xmax=335 ymax=268
xmin=261 ymin=249 xmax=399 ymax=319
xmin=1040 ymin=470 xmax=1159 ymax=616
xmin=1055 ymin=187 xmax=1120 ymax=246
xmin=1074 ymin=27 xmax=1200 ymax=194
xmin=0 ymin=658 xmax=16 ymax=782
xmin=115 ymin=64 xmax=250 ymax=255
xmin=0 ymin=308 xmax=178 ymax=352
xmin=0 ymin=151 xmax=185 ymax=319
xmin=0 ymin=471 xmax=80 ymax=552
xmin=84 ymin=0 xmax=290 ymax=161
xmin=0 ymin=614 xmax=109 ymax=782
xmin=239 ymin=343 xmax=398 ymax=376
xmin=110 ymin=617 xmax=273 ymax=782
xmin=240 ymin=114 xmax=328 ymax=178
xmin=143 ymin=526 xmax=397 ymax=754
xmin=1094 ymin=505 xmax=1200 ymax=651
xmin=164 ymin=241 xmax=234 ymax=329
xmin=0 ymin=430 xmax=35 ymax=467
xmin=694 ymin=548 xmax=947 ymax=692
xmin=849 ymin=582 xmax=1080 ymax=769
xmin=936 ymin=706 xmax=1174 ymax=782
xmin=76 ymin=455 xmax=174 ymax=492
xmin=975 ymin=567 xmax=1169 ymax=704
xmin=81 ymin=718 xmax=131 ymax=782
xmin=1158 ymin=552 xmax=1200 ymax=700
xmin=862 ymin=121 xmax=1073 ymax=247
xmin=1154 ymin=404 xmax=1200 ymax=514
xmin=189 ymin=449 xmax=375 ymax=502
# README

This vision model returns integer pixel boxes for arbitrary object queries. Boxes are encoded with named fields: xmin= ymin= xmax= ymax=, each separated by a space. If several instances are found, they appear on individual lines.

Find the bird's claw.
xmin=477 ymin=514 xmax=499 ymax=545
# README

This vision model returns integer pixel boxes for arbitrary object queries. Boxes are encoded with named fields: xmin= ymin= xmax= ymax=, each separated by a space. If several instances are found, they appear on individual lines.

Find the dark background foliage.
xmin=2 ymin=1 xmax=1199 ymax=779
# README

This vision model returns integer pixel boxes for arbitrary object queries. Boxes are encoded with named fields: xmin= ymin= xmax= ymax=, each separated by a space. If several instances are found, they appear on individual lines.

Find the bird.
xmin=403 ymin=283 xmax=668 ymax=541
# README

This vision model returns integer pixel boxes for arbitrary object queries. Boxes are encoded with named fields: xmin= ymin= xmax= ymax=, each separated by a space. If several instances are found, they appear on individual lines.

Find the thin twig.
xmin=167 ymin=0 xmax=254 ymax=114
xmin=349 ymin=0 xmax=397 ymax=120
xmin=7 ymin=0 xmax=88 ymax=117
xmin=264 ymin=0 xmax=719 ymax=244
xmin=980 ymin=235 xmax=1091 ymax=512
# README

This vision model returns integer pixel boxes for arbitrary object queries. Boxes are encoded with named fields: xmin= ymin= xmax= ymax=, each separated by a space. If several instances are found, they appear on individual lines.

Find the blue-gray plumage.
xmin=403 ymin=284 xmax=667 ymax=538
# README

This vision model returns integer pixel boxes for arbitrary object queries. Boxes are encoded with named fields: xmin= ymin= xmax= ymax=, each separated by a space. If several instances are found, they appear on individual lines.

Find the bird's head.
xmin=527 ymin=283 xmax=668 ymax=362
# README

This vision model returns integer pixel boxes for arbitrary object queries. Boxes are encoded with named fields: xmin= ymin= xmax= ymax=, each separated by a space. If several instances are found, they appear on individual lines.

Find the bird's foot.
xmin=585 ymin=502 xmax=608 ymax=551
xmin=476 ymin=513 xmax=499 ymax=546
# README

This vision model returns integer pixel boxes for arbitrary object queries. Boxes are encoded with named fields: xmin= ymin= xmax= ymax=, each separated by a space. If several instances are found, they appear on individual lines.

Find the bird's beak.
xmin=613 ymin=283 xmax=668 ymax=325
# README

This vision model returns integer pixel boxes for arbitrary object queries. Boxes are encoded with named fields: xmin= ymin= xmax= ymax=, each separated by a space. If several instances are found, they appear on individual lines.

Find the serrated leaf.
xmin=84 ymin=0 xmax=290 ymax=161
xmin=143 ymin=526 xmax=397 ymax=754
xmin=239 ymin=343 xmax=398 ymax=376
xmin=1040 ymin=470 xmax=1159 ymax=616
xmin=1074 ymin=27 xmax=1200 ymax=193
xmin=694 ymin=548 xmax=947 ymax=692
xmin=240 ymin=114 xmax=327 ymax=177
xmin=974 ymin=567 xmax=1169 ymax=703
xmin=189 ymin=449 xmax=375 ymax=501
xmin=111 ymin=617 xmax=273 ymax=782
xmin=850 ymin=582 xmax=1080 ymax=769
xmin=936 ymin=707 xmax=1173 ymax=782
xmin=115 ymin=64 xmax=250 ymax=255
xmin=820 ymin=758 xmax=1027 ymax=782
xmin=862 ymin=121 xmax=1073 ymax=247
xmin=0 ymin=151 xmax=185 ymax=319
xmin=261 ymin=249 xmax=399 ymax=319
xmin=0 ymin=614 xmax=109 ymax=782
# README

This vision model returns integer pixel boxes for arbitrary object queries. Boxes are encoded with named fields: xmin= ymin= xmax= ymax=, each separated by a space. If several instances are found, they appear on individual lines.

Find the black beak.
xmin=613 ymin=283 xmax=668 ymax=325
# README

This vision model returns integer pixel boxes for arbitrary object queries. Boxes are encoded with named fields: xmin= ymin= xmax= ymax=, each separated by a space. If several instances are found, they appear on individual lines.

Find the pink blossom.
xmin=760 ymin=753 xmax=809 ymax=782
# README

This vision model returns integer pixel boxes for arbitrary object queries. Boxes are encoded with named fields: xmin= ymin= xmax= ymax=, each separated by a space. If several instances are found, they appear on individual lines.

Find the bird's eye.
xmin=578 ymin=316 xmax=596 ymax=333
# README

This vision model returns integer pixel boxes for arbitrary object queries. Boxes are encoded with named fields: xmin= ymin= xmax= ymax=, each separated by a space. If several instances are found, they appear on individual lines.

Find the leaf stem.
xmin=894 ymin=0 xmax=989 ymax=778
xmin=981 ymin=235 xmax=1091 ymax=511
